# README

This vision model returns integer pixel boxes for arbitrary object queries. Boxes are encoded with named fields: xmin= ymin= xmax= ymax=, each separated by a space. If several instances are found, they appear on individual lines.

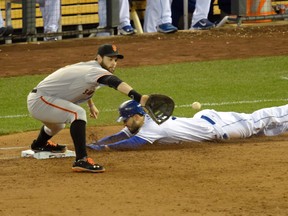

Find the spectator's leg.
xmin=37 ymin=0 xmax=60 ymax=40
xmin=38 ymin=0 xmax=60 ymax=34
xmin=118 ymin=0 xmax=135 ymax=35
xmin=98 ymin=0 xmax=107 ymax=28
xmin=96 ymin=0 xmax=111 ymax=36
xmin=190 ymin=0 xmax=215 ymax=29
xmin=156 ymin=0 xmax=177 ymax=33
xmin=143 ymin=0 xmax=159 ymax=32
xmin=119 ymin=0 xmax=130 ymax=28
xmin=191 ymin=0 xmax=211 ymax=26
xmin=144 ymin=0 xmax=175 ymax=33
xmin=158 ymin=0 xmax=173 ymax=26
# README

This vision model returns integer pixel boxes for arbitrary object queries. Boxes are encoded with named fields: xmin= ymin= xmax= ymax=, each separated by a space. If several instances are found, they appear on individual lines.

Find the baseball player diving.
xmin=27 ymin=44 xmax=150 ymax=173
xmin=87 ymin=100 xmax=288 ymax=151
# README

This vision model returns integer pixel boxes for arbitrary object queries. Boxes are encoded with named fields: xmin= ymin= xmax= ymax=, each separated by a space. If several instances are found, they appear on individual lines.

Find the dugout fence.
xmin=227 ymin=0 xmax=288 ymax=25
xmin=0 ymin=0 xmax=123 ymax=44
xmin=0 ymin=0 xmax=288 ymax=44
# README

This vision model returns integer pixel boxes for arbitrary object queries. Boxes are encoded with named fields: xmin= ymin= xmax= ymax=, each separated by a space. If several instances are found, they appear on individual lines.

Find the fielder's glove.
xmin=144 ymin=94 xmax=175 ymax=125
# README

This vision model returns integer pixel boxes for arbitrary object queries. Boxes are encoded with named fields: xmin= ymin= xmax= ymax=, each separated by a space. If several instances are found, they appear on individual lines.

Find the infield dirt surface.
xmin=1 ymin=24 xmax=288 ymax=216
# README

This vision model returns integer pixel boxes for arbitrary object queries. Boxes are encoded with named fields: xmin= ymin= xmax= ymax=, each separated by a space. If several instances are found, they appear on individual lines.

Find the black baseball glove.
xmin=144 ymin=94 xmax=175 ymax=125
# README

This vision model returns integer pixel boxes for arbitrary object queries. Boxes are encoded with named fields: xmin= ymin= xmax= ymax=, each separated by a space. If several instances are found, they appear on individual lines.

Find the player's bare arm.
xmin=116 ymin=82 xmax=149 ymax=106
xmin=87 ymin=98 xmax=99 ymax=119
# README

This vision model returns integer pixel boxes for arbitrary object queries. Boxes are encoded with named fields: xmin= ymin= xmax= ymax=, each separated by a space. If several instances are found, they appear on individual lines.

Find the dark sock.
xmin=70 ymin=120 xmax=87 ymax=161
xmin=33 ymin=126 xmax=52 ymax=147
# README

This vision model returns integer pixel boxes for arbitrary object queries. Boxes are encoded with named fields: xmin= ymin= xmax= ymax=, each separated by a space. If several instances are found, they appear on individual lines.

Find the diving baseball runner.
xmin=88 ymin=100 xmax=288 ymax=150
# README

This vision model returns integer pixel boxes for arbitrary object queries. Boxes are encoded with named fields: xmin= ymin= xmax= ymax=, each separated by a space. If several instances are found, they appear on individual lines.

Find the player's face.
xmin=124 ymin=115 xmax=144 ymax=134
xmin=99 ymin=56 xmax=118 ymax=73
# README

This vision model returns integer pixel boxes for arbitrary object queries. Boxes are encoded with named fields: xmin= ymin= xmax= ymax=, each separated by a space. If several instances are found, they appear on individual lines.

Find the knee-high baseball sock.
xmin=70 ymin=120 xmax=87 ymax=161
xmin=33 ymin=126 xmax=52 ymax=147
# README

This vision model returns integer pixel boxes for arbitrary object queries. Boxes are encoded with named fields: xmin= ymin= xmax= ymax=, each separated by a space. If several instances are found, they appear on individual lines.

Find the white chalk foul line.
xmin=0 ymin=99 xmax=287 ymax=119
xmin=0 ymin=146 xmax=26 ymax=150
xmin=281 ymin=76 xmax=288 ymax=80
xmin=0 ymin=156 xmax=21 ymax=160
xmin=177 ymin=98 xmax=288 ymax=108
xmin=0 ymin=114 xmax=29 ymax=119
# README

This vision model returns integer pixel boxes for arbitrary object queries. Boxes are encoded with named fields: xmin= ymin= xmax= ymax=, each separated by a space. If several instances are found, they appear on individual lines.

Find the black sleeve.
xmin=98 ymin=75 xmax=123 ymax=89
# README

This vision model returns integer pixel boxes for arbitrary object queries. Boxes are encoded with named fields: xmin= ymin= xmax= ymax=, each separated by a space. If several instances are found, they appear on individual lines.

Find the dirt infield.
xmin=1 ymin=24 xmax=288 ymax=215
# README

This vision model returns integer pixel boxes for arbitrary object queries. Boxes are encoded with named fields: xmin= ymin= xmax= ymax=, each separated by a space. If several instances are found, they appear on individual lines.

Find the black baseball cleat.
xmin=31 ymin=140 xmax=67 ymax=153
xmin=72 ymin=157 xmax=105 ymax=173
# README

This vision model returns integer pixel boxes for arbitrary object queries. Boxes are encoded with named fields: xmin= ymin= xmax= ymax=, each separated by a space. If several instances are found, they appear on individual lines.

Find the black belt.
xmin=31 ymin=89 xmax=37 ymax=93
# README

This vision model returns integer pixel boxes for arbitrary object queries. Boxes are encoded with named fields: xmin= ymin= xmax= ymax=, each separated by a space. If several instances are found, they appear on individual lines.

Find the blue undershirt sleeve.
xmin=95 ymin=131 xmax=129 ymax=145
xmin=86 ymin=131 xmax=129 ymax=150
xmin=87 ymin=135 xmax=149 ymax=151
xmin=105 ymin=136 xmax=149 ymax=150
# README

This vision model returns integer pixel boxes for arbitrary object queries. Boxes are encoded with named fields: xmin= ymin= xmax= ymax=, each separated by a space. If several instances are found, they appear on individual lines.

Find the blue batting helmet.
xmin=117 ymin=100 xmax=146 ymax=122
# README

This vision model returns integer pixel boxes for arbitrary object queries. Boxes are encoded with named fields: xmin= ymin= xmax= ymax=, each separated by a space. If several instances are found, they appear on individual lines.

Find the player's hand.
xmin=140 ymin=95 xmax=149 ymax=107
xmin=89 ymin=104 xmax=99 ymax=119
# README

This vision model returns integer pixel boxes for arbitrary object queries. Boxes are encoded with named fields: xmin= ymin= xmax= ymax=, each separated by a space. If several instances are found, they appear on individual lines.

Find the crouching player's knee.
xmin=71 ymin=107 xmax=87 ymax=123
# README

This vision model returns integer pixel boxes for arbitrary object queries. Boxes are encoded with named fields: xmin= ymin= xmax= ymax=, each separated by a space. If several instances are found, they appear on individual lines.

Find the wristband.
xmin=128 ymin=89 xmax=142 ymax=103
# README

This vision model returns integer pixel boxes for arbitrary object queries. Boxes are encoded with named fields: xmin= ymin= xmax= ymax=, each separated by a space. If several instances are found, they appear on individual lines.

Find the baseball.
xmin=192 ymin=102 xmax=201 ymax=110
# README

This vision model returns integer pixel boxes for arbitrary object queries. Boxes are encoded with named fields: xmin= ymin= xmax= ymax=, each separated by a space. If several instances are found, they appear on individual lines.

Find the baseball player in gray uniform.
xmin=87 ymin=100 xmax=288 ymax=151
xmin=27 ymin=44 xmax=149 ymax=173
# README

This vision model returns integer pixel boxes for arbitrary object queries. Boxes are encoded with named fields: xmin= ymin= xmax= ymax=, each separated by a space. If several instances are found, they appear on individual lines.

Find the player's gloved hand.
xmin=87 ymin=144 xmax=105 ymax=151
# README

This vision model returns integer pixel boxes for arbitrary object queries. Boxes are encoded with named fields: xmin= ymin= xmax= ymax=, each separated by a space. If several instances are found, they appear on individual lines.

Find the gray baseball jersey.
xmin=27 ymin=60 xmax=111 ymax=135
xmin=34 ymin=60 xmax=110 ymax=103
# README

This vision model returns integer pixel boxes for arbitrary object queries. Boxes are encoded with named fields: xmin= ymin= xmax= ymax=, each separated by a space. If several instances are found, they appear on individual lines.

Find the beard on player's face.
xmin=125 ymin=115 xmax=143 ymax=134
xmin=127 ymin=121 xmax=140 ymax=134
xmin=100 ymin=56 xmax=117 ymax=73
xmin=100 ymin=61 xmax=112 ymax=72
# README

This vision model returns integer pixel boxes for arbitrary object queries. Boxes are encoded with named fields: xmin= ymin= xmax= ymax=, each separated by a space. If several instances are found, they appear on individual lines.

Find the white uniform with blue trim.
xmin=88 ymin=105 xmax=288 ymax=150
xmin=128 ymin=113 xmax=219 ymax=144
xmin=137 ymin=105 xmax=288 ymax=143
xmin=144 ymin=0 xmax=173 ymax=32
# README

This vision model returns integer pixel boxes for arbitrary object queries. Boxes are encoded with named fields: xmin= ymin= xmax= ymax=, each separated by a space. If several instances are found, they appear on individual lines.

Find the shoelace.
xmin=47 ymin=140 xmax=57 ymax=147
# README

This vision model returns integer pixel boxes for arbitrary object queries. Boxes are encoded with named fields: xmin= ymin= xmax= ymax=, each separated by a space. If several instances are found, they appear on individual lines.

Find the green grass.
xmin=0 ymin=56 xmax=287 ymax=135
